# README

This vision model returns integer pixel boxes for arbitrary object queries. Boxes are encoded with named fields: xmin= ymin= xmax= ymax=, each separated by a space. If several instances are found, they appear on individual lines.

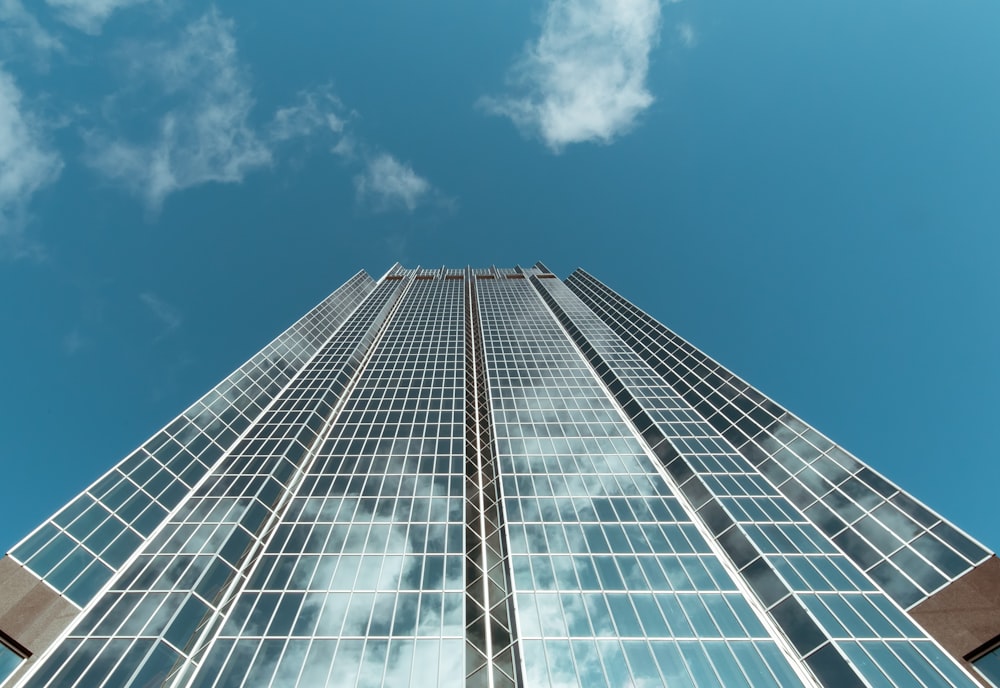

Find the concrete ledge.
xmin=909 ymin=555 xmax=1000 ymax=687
xmin=0 ymin=556 xmax=80 ymax=686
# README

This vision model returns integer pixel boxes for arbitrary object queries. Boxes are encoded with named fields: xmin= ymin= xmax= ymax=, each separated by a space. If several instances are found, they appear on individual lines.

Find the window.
xmin=972 ymin=642 xmax=1000 ymax=687
xmin=0 ymin=632 xmax=30 ymax=683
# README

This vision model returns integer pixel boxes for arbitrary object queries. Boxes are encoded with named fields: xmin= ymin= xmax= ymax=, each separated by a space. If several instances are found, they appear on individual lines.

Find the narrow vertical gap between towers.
xmin=464 ymin=273 xmax=522 ymax=688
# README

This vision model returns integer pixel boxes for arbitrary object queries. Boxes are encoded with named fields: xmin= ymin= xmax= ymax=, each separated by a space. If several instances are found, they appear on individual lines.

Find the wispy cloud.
xmin=85 ymin=11 xmax=361 ymax=212
xmin=479 ymin=0 xmax=662 ymax=152
xmin=62 ymin=329 xmax=88 ymax=355
xmin=140 ymin=291 xmax=181 ymax=337
xmin=0 ymin=0 xmax=64 ymax=64
xmin=677 ymin=21 xmax=697 ymax=48
xmin=85 ymin=10 xmax=271 ymax=211
xmin=45 ymin=0 xmax=153 ymax=35
xmin=0 ymin=68 xmax=63 ymax=258
xmin=269 ymin=88 xmax=347 ymax=142
xmin=331 ymin=134 xmax=358 ymax=160
xmin=354 ymin=154 xmax=432 ymax=213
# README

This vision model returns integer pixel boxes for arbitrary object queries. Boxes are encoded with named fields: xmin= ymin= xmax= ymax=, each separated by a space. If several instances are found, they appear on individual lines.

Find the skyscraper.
xmin=1 ymin=264 xmax=997 ymax=688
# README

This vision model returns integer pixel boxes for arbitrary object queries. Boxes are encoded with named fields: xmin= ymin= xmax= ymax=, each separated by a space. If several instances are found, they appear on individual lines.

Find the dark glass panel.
xmin=770 ymin=598 xmax=826 ymax=654
xmin=718 ymin=528 xmax=757 ymax=568
xmin=804 ymin=643 xmax=865 ymax=688
xmin=698 ymin=501 xmax=734 ymax=536
xmin=743 ymin=558 xmax=789 ymax=607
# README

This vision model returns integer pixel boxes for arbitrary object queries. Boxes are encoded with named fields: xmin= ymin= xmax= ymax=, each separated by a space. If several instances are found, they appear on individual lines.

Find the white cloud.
xmin=85 ymin=10 xmax=272 ymax=211
xmin=354 ymin=153 xmax=432 ymax=212
xmin=45 ymin=0 xmax=153 ymax=35
xmin=140 ymin=291 xmax=181 ymax=336
xmin=0 ymin=68 xmax=63 ymax=257
xmin=86 ymin=12 xmax=357 ymax=211
xmin=0 ymin=0 xmax=64 ymax=62
xmin=480 ymin=0 xmax=661 ymax=152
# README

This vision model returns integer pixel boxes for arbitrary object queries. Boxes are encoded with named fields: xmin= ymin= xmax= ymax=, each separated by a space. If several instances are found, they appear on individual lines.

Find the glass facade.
xmin=0 ymin=646 xmax=22 ymax=685
xmin=1 ymin=264 xmax=992 ymax=688
xmin=973 ymin=646 xmax=1000 ymax=687
xmin=565 ymin=269 xmax=990 ymax=609
xmin=10 ymin=272 xmax=374 ymax=609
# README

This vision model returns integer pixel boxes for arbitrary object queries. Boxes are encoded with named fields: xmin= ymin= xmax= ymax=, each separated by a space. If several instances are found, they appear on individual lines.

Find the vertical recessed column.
xmin=464 ymin=273 xmax=521 ymax=688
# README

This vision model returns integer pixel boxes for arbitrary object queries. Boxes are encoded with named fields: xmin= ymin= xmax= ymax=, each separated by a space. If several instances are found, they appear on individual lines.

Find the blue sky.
xmin=1 ymin=0 xmax=998 ymax=556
